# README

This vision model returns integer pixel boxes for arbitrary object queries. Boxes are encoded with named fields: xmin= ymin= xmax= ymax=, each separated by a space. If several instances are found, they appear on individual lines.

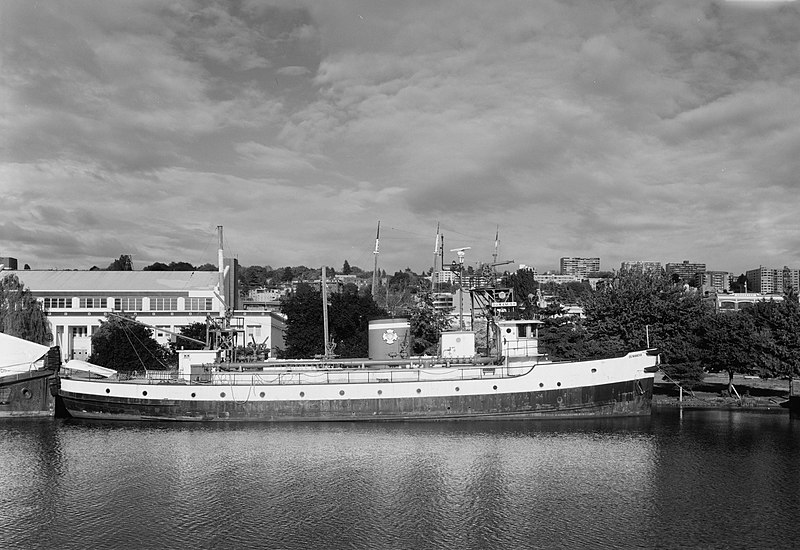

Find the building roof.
xmin=5 ymin=270 xmax=219 ymax=292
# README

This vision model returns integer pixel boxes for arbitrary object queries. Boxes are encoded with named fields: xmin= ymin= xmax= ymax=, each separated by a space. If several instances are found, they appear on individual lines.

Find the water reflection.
xmin=1 ymin=413 xmax=799 ymax=549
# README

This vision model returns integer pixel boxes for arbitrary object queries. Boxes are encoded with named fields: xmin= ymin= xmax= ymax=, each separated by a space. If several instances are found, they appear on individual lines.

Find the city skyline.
xmin=2 ymin=1 xmax=799 ymax=275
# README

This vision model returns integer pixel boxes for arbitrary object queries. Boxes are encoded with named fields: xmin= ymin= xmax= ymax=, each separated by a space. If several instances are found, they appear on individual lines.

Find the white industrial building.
xmin=7 ymin=270 xmax=285 ymax=363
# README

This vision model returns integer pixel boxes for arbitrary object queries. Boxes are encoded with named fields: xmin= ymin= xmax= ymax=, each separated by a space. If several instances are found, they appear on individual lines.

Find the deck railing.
xmin=74 ymin=363 xmax=533 ymax=386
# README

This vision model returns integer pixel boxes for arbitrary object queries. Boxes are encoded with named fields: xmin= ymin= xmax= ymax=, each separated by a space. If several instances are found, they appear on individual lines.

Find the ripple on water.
xmin=1 ymin=413 xmax=799 ymax=550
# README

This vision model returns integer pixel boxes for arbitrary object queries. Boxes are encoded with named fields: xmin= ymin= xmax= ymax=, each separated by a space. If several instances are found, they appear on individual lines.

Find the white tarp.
xmin=63 ymin=359 xmax=117 ymax=378
xmin=0 ymin=332 xmax=50 ymax=374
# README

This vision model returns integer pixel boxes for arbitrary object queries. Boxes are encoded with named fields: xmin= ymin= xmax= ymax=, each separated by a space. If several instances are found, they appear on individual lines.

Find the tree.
xmin=743 ymin=295 xmax=800 ymax=380
xmin=168 ymin=322 xmax=208 ymax=354
xmin=280 ymin=283 xmax=324 ymax=358
xmin=328 ymin=285 xmax=387 ymax=357
xmin=342 ymin=260 xmax=352 ymax=275
xmin=0 ymin=274 xmax=51 ymax=345
xmin=730 ymin=274 xmax=748 ymax=293
xmin=408 ymin=292 xmax=451 ymax=355
xmin=89 ymin=314 xmax=170 ymax=371
xmin=698 ymin=312 xmax=764 ymax=395
xmin=536 ymin=307 xmax=595 ymax=361
xmin=107 ymin=254 xmax=133 ymax=271
xmin=239 ymin=265 xmax=269 ymax=293
xmin=280 ymin=282 xmax=387 ymax=359
xmin=580 ymin=266 xmax=711 ymax=385
xmin=502 ymin=268 xmax=538 ymax=317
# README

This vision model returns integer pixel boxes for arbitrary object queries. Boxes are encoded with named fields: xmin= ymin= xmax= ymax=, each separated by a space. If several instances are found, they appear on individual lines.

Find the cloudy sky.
xmin=2 ymin=0 xmax=799 ymax=275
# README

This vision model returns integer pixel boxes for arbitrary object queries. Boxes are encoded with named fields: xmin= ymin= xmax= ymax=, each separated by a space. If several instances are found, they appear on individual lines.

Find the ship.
xmin=55 ymin=227 xmax=659 ymax=422
xmin=0 ymin=332 xmax=61 ymax=418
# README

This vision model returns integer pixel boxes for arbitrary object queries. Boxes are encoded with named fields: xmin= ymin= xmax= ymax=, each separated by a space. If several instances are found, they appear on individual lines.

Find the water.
xmin=2 ymin=411 xmax=799 ymax=550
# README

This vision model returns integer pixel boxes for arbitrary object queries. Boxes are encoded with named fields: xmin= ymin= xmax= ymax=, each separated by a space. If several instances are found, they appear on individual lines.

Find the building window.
xmin=151 ymin=297 xmax=178 ymax=311
xmin=43 ymin=297 xmax=72 ymax=309
xmin=79 ymin=297 xmax=106 ymax=309
xmin=71 ymin=326 xmax=88 ymax=337
xmin=186 ymin=297 xmax=213 ymax=311
xmin=246 ymin=325 xmax=263 ymax=341
xmin=113 ymin=297 xmax=143 ymax=311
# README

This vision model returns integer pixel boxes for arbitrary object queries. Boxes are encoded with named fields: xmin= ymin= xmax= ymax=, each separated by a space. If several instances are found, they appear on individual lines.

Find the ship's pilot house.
xmin=495 ymin=319 xmax=543 ymax=359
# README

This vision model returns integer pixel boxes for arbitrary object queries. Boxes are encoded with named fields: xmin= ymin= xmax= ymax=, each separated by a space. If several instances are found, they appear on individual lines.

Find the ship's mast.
xmin=321 ymin=265 xmax=332 ymax=359
xmin=431 ymin=222 xmax=440 ymax=288
xmin=217 ymin=225 xmax=225 ymax=316
xmin=492 ymin=225 xmax=499 ymax=267
xmin=371 ymin=220 xmax=380 ymax=297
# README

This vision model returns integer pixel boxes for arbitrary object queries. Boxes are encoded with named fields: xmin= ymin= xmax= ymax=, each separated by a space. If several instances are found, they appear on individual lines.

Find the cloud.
xmin=2 ymin=0 xmax=800 ymax=275
xmin=277 ymin=66 xmax=311 ymax=76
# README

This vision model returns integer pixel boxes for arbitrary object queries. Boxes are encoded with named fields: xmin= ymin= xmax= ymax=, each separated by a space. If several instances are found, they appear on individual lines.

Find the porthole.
xmin=539 ymin=383 xmax=544 ymax=388
xmin=493 ymin=385 xmax=497 ymax=390
xmin=377 ymin=389 xmax=383 ymax=395
xmin=455 ymin=386 xmax=460 ymax=392
xmin=21 ymin=388 xmax=32 ymax=399
xmin=556 ymin=382 xmax=561 ymax=387
xmin=591 ymin=368 xmax=597 ymax=373
xmin=142 ymin=391 xmax=148 ymax=396
xmin=260 ymin=392 xmax=266 ymax=398
xmin=505 ymin=328 xmax=512 ymax=333
xmin=557 ymin=396 xmax=563 ymax=404
xmin=220 ymin=392 xmax=226 ymax=398
xmin=105 ymin=388 xmax=111 ymax=394
xmin=299 ymin=392 xmax=305 ymax=398
xmin=191 ymin=393 xmax=196 ymax=398
xmin=416 ymin=388 xmax=422 ymax=394
xmin=339 ymin=390 xmax=345 ymax=396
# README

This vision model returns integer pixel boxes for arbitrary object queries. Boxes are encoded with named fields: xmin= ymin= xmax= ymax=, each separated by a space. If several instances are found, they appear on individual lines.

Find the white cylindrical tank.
xmin=368 ymin=318 xmax=410 ymax=360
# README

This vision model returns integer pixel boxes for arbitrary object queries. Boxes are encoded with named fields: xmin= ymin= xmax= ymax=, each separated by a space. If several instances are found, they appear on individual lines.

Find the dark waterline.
xmin=2 ymin=411 xmax=799 ymax=550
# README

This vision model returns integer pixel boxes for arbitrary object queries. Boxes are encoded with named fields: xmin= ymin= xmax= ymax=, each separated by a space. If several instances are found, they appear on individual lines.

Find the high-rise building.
xmin=782 ymin=266 xmax=800 ymax=293
xmin=746 ymin=266 xmax=798 ymax=294
xmin=560 ymin=257 xmax=600 ymax=278
xmin=665 ymin=260 xmax=706 ymax=285
xmin=620 ymin=261 xmax=661 ymax=272
xmin=698 ymin=271 xmax=730 ymax=292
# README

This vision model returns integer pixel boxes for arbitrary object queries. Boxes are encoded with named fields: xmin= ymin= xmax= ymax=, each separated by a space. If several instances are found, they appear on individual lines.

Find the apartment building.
xmin=560 ymin=257 xmax=600 ymax=278
xmin=746 ymin=266 xmax=800 ymax=294
xmin=698 ymin=271 xmax=731 ymax=293
xmin=665 ymin=260 xmax=706 ymax=285
xmin=620 ymin=261 xmax=662 ymax=272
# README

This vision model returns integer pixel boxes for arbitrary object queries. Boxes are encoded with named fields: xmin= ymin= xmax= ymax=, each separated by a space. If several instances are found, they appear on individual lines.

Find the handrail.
xmin=67 ymin=362 xmax=533 ymax=386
